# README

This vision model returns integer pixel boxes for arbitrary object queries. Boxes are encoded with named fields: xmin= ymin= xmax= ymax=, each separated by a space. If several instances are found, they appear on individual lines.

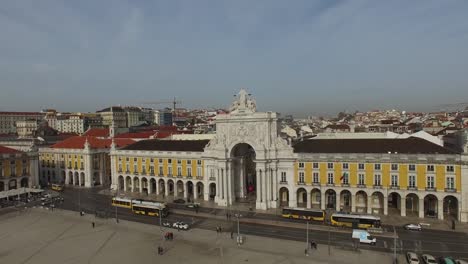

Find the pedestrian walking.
xmin=226 ymin=213 xmax=229 ymax=220
xmin=231 ymin=231 xmax=233 ymax=239
xmin=92 ymin=222 xmax=95 ymax=228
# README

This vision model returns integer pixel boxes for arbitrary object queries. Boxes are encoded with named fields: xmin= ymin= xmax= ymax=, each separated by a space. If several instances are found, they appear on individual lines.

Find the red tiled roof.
xmin=0 ymin=145 xmax=22 ymax=154
xmin=115 ymin=131 xmax=156 ymax=139
xmin=0 ymin=111 xmax=42 ymax=115
xmin=84 ymin=128 xmax=109 ymax=137
xmin=51 ymin=136 xmax=134 ymax=149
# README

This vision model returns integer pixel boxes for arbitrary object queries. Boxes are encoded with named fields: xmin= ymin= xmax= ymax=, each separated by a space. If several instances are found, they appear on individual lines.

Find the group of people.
xmin=216 ymin=226 xmax=223 ymax=233
xmin=157 ymin=246 xmax=163 ymax=255
xmin=164 ymin=232 xmax=174 ymax=240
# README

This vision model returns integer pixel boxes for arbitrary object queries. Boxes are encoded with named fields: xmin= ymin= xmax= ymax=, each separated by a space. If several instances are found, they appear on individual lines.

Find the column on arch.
xmin=320 ymin=191 xmax=325 ymax=210
xmin=351 ymin=194 xmax=356 ymax=212
xmin=383 ymin=195 xmax=388 ymax=215
xmin=367 ymin=194 xmax=372 ymax=214
xmin=437 ymin=198 xmax=444 ymax=220
xmin=418 ymin=198 xmax=424 ymax=218
xmin=256 ymin=168 xmax=261 ymax=203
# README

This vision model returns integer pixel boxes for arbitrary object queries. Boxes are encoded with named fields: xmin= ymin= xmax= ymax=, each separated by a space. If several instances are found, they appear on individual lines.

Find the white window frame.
xmin=391 ymin=175 xmax=398 ymax=187
xmin=187 ymin=167 xmax=192 ymax=177
xmin=327 ymin=172 xmax=334 ymax=184
xmin=408 ymin=174 xmax=416 ymax=188
xmin=391 ymin=164 xmax=398 ymax=171
xmin=313 ymin=172 xmax=319 ymax=183
xmin=298 ymin=162 xmax=305 ymax=168
xmin=177 ymin=167 xmax=182 ymax=176
xmin=298 ymin=172 xmax=305 ymax=183
xmin=168 ymin=167 xmax=172 ymax=176
xmin=374 ymin=174 xmax=381 ymax=186
xmin=197 ymin=167 xmax=202 ymax=177
xmin=447 ymin=165 xmax=454 ymax=172
xmin=313 ymin=163 xmax=319 ymax=169
xmin=374 ymin=164 xmax=381 ymax=171
xmin=281 ymin=172 xmax=286 ymax=182
xmin=342 ymin=173 xmax=349 ymax=184
xmin=446 ymin=176 xmax=455 ymax=190
xmin=358 ymin=163 xmax=365 ymax=170
xmin=358 ymin=174 xmax=365 ymax=185
xmin=409 ymin=164 xmax=416 ymax=171
xmin=342 ymin=163 xmax=349 ymax=170
xmin=427 ymin=175 xmax=435 ymax=189
xmin=327 ymin=163 xmax=334 ymax=169
xmin=159 ymin=166 xmax=163 ymax=175
xmin=427 ymin=165 xmax=434 ymax=172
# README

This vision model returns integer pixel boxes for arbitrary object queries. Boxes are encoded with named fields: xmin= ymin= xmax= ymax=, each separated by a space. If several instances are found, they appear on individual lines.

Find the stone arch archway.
xmin=370 ymin=191 xmax=384 ymax=214
xmin=68 ymin=171 xmax=73 ymax=185
xmin=158 ymin=179 xmax=165 ymax=196
xmin=186 ymin=181 xmax=194 ymax=200
xmin=0 ymin=182 xmax=4 ymax=191
xmin=230 ymin=143 xmax=256 ymax=203
xmin=118 ymin=176 xmax=124 ymax=191
xmin=296 ymin=188 xmax=307 ymax=208
xmin=209 ymin=183 xmax=216 ymax=201
xmin=93 ymin=172 xmax=100 ymax=186
xmin=406 ymin=193 xmax=419 ymax=217
xmin=424 ymin=194 xmax=438 ymax=218
xmin=167 ymin=180 xmax=174 ymax=196
xmin=355 ymin=190 xmax=368 ymax=213
xmin=443 ymin=195 xmax=458 ymax=220
xmin=388 ymin=192 xmax=401 ymax=215
xmin=20 ymin=178 xmax=28 ymax=188
xmin=61 ymin=171 xmax=66 ymax=184
xmin=311 ymin=188 xmax=321 ymax=209
xmin=133 ymin=177 xmax=139 ymax=192
xmin=141 ymin=178 xmax=148 ymax=194
xmin=74 ymin=172 xmax=79 ymax=186
xmin=125 ymin=176 xmax=132 ymax=192
xmin=79 ymin=172 xmax=85 ymax=186
xmin=279 ymin=187 xmax=289 ymax=207
xmin=176 ymin=180 xmax=184 ymax=198
xmin=340 ymin=190 xmax=352 ymax=212
xmin=325 ymin=189 xmax=336 ymax=209
xmin=149 ymin=178 xmax=156 ymax=194
xmin=196 ymin=182 xmax=204 ymax=200
xmin=9 ymin=179 xmax=17 ymax=190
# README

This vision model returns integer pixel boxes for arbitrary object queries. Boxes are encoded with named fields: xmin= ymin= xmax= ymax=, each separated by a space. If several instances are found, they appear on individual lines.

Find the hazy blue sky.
xmin=1 ymin=0 xmax=467 ymax=117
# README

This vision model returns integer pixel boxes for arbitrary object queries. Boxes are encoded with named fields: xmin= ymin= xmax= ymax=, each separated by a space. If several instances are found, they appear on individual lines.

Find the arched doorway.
xmin=187 ymin=181 xmax=194 ymax=200
xmin=118 ymin=176 xmax=124 ymax=191
xmin=68 ymin=171 xmax=73 ymax=185
xmin=52 ymin=171 xmax=56 ymax=183
xmin=125 ymin=176 xmax=132 ymax=192
xmin=196 ymin=182 xmax=204 ymax=199
xmin=355 ymin=191 xmax=367 ymax=213
xmin=93 ymin=172 xmax=100 ymax=186
xmin=424 ymin=194 xmax=438 ymax=218
xmin=325 ymin=189 xmax=336 ymax=209
xmin=177 ymin=180 xmax=184 ymax=198
xmin=371 ymin=192 xmax=384 ymax=214
xmin=279 ymin=187 xmax=289 ymax=207
xmin=141 ymin=178 xmax=148 ymax=194
xmin=311 ymin=188 xmax=321 ymax=209
xmin=74 ymin=172 xmax=79 ymax=186
xmin=149 ymin=178 xmax=156 ymax=194
xmin=230 ymin=143 xmax=256 ymax=203
xmin=0 ymin=182 xmax=4 ymax=191
xmin=167 ymin=180 xmax=174 ymax=196
xmin=20 ymin=178 xmax=28 ymax=187
xmin=388 ymin=192 xmax=401 ymax=215
xmin=133 ymin=177 xmax=140 ymax=192
xmin=8 ymin=179 xmax=17 ymax=190
xmin=296 ymin=188 xmax=307 ymax=208
xmin=158 ymin=179 xmax=165 ymax=196
xmin=340 ymin=190 xmax=352 ymax=212
xmin=61 ymin=171 xmax=65 ymax=184
xmin=209 ymin=183 xmax=216 ymax=201
xmin=79 ymin=173 xmax=85 ymax=186
xmin=443 ymin=195 xmax=458 ymax=220
xmin=406 ymin=193 xmax=419 ymax=217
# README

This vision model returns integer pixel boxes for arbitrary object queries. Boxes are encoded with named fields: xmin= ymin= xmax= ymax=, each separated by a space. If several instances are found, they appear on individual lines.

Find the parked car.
xmin=455 ymin=260 xmax=468 ymax=264
xmin=173 ymin=222 xmax=189 ymax=230
xmin=406 ymin=252 xmax=420 ymax=264
xmin=162 ymin=221 xmax=172 ymax=228
xmin=422 ymin=254 xmax=437 ymax=264
xmin=173 ymin=199 xmax=185 ymax=204
xmin=438 ymin=257 xmax=456 ymax=264
xmin=404 ymin=223 xmax=422 ymax=231
xmin=186 ymin=203 xmax=200 ymax=208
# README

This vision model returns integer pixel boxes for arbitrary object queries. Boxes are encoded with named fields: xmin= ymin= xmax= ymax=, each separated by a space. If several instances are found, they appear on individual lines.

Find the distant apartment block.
xmin=0 ymin=112 xmax=44 ymax=134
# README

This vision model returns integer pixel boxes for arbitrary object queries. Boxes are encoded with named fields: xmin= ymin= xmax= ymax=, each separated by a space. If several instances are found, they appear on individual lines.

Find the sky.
xmin=0 ymin=0 xmax=468 ymax=117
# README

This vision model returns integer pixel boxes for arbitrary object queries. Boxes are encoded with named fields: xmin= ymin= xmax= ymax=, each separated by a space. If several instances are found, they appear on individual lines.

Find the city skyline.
xmin=1 ymin=0 xmax=468 ymax=116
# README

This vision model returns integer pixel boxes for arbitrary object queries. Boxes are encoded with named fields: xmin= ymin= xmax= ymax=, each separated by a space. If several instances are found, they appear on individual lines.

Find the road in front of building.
xmin=54 ymin=187 xmax=468 ymax=261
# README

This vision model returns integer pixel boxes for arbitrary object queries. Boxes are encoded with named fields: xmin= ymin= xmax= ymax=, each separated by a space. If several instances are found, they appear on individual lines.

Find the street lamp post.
xmin=305 ymin=221 xmax=309 ymax=256
xmin=393 ymin=226 xmax=397 ymax=263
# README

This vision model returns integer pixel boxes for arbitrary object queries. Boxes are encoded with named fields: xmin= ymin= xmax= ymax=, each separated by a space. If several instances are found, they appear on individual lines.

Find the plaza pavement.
xmin=0 ymin=207 xmax=399 ymax=264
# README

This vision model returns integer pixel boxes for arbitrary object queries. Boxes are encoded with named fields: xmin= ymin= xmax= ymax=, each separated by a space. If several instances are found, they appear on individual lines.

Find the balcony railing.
xmin=150 ymin=172 xmax=155 ymax=176
xmin=209 ymin=176 xmax=216 ymax=181
xmin=357 ymin=184 xmax=366 ymax=188
xmin=425 ymin=187 xmax=436 ymax=192
xmin=196 ymin=176 xmax=203 ymax=180
xmin=326 ymin=183 xmax=335 ymax=187
xmin=187 ymin=176 xmax=192 ymax=179
xmin=407 ymin=186 xmax=417 ymax=191
xmin=390 ymin=185 xmax=400 ymax=190
xmin=134 ymin=172 xmax=139 ymax=175
xmin=297 ymin=181 xmax=305 ymax=185
xmin=445 ymin=188 xmax=456 ymax=193
xmin=80 ymin=167 xmax=84 ymax=170
xmin=280 ymin=180 xmax=288 ymax=184
xmin=158 ymin=173 xmax=164 ymax=177
xmin=125 ymin=170 xmax=130 ymax=174
xmin=373 ymin=185 xmax=382 ymax=189
xmin=168 ymin=174 xmax=173 ymax=178
xmin=312 ymin=182 xmax=320 ymax=186
xmin=341 ymin=183 xmax=350 ymax=187
xmin=177 ymin=174 xmax=182 ymax=178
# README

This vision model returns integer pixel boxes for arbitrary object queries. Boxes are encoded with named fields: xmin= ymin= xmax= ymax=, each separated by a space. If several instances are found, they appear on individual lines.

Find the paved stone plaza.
xmin=0 ymin=207 xmax=396 ymax=264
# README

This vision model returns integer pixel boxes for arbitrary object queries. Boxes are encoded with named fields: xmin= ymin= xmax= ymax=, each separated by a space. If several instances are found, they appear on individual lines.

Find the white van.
xmin=352 ymin=229 xmax=376 ymax=245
